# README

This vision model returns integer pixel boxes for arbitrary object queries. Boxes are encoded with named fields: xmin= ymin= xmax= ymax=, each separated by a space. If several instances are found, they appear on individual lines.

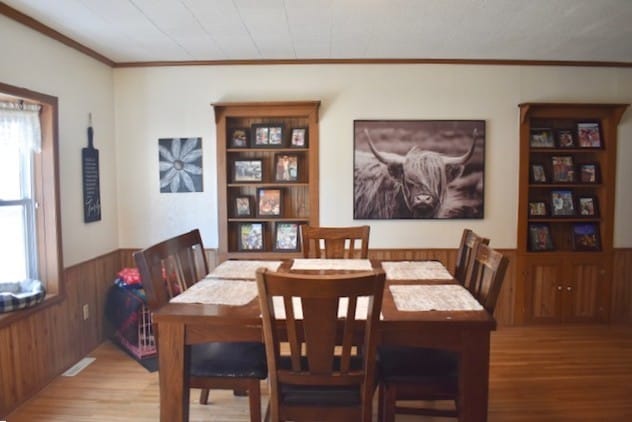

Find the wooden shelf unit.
xmin=213 ymin=101 xmax=320 ymax=261
xmin=516 ymin=103 xmax=628 ymax=324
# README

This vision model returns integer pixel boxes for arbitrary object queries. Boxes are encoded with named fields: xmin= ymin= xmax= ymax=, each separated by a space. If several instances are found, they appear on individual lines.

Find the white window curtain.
xmin=0 ymin=101 xmax=42 ymax=152
xmin=0 ymin=100 xmax=42 ymax=282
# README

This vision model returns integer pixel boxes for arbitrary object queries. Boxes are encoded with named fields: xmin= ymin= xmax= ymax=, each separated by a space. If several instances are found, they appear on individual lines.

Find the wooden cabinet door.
xmin=563 ymin=256 xmax=609 ymax=323
xmin=524 ymin=256 xmax=565 ymax=323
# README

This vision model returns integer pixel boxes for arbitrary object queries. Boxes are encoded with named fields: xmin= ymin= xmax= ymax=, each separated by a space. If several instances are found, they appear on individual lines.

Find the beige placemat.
xmin=170 ymin=279 xmax=257 ymax=306
xmin=271 ymin=296 xmax=372 ymax=319
xmin=206 ymin=260 xmax=283 ymax=280
xmin=381 ymin=261 xmax=454 ymax=280
xmin=389 ymin=284 xmax=483 ymax=311
xmin=291 ymin=259 xmax=373 ymax=271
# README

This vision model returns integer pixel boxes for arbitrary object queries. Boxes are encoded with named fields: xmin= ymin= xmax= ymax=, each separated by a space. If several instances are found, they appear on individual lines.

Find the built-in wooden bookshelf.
xmin=213 ymin=101 xmax=320 ymax=261
xmin=516 ymin=103 xmax=628 ymax=324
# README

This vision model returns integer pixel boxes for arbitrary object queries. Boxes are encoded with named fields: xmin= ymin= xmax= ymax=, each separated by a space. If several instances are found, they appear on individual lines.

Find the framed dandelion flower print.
xmin=159 ymin=137 xmax=203 ymax=193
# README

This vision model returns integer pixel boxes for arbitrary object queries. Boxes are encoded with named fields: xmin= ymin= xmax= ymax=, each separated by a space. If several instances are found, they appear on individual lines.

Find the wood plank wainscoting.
xmin=1 ymin=247 xmax=631 ymax=417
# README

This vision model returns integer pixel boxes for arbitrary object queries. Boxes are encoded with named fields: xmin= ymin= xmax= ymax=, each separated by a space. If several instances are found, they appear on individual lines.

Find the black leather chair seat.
xmin=277 ymin=355 xmax=364 ymax=406
xmin=190 ymin=342 xmax=267 ymax=379
xmin=378 ymin=346 xmax=458 ymax=381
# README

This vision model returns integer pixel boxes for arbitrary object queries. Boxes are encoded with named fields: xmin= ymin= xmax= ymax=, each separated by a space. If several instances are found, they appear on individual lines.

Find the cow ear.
xmin=445 ymin=164 xmax=465 ymax=182
xmin=387 ymin=163 xmax=404 ymax=179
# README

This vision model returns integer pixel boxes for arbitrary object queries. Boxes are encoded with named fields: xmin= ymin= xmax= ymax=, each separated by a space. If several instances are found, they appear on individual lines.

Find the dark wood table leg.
xmin=459 ymin=329 xmax=491 ymax=422
xmin=159 ymin=321 xmax=189 ymax=422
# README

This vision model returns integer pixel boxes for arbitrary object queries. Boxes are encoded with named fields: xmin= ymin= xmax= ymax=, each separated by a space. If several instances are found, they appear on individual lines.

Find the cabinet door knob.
xmin=557 ymin=285 xmax=563 ymax=291
xmin=566 ymin=286 xmax=572 ymax=291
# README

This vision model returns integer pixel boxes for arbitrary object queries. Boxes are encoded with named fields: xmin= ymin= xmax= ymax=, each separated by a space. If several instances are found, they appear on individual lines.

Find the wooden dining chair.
xmin=378 ymin=245 xmax=509 ymax=421
xmin=300 ymin=225 xmax=370 ymax=258
xmin=133 ymin=229 xmax=267 ymax=422
xmin=454 ymin=228 xmax=489 ymax=288
xmin=256 ymin=268 xmax=385 ymax=422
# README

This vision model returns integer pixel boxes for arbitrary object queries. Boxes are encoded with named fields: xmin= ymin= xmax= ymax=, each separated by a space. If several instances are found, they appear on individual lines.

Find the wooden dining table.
xmin=152 ymin=259 xmax=496 ymax=422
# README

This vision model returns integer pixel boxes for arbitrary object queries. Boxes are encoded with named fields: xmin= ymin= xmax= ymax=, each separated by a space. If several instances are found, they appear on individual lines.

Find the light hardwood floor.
xmin=7 ymin=325 xmax=632 ymax=421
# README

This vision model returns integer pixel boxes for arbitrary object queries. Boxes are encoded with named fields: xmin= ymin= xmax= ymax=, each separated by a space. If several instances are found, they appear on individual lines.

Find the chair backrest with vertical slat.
xmin=256 ymin=268 xmax=385 ymax=420
xmin=300 ymin=225 xmax=370 ymax=259
xmin=468 ymin=243 xmax=509 ymax=314
xmin=133 ymin=229 xmax=208 ymax=312
xmin=454 ymin=229 xmax=490 ymax=288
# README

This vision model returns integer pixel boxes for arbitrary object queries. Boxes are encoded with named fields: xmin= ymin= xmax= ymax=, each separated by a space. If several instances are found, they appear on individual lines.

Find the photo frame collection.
xmin=529 ymin=159 xmax=600 ymax=185
xmin=227 ymin=124 xmax=307 ymax=148
xmin=530 ymin=122 xmax=603 ymax=149
xmin=528 ymin=194 xmax=598 ymax=218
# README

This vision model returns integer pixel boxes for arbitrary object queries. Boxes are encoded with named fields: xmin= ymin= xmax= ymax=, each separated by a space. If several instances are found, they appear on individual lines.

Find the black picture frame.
xmin=556 ymin=129 xmax=576 ymax=148
xmin=234 ymin=196 xmax=254 ymax=217
xmin=353 ymin=120 xmax=485 ymax=219
xmin=579 ymin=162 xmax=600 ymax=183
xmin=550 ymin=189 xmax=575 ymax=216
xmin=528 ymin=201 xmax=548 ymax=217
xmin=257 ymin=188 xmax=283 ymax=217
xmin=233 ymin=159 xmax=263 ymax=182
xmin=273 ymin=222 xmax=301 ymax=252
xmin=530 ymin=163 xmax=547 ymax=183
xmin=290 ymin=127 xmax=308 ymax=148
xmin=530 ymin=128 xmax=555 ymax=148
xmin=274 ymin=153 xmax=299 ymax=182
xmin=577 ymin=122 xmax=602 ymax=148
xmin=251 ymin=123 xmax=285 ymax=148
xmin=551 ymin=155 xmax=575 ymax=183
xmin=572 ymin=223 xmax=601 ymax=251
xmin=578 ymin=196 xmax=598 ymax=217
xmin=237 ymin=222 xmax=264 ymax=251
xmin=228 ymin=128 xmax=249 ymax=148
xmin=528 ymin=223 xmax=554 ymax=251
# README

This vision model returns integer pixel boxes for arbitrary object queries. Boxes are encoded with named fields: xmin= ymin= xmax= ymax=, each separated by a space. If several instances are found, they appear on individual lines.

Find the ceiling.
xmin=3 ymin=0 xmax=632 ymax=66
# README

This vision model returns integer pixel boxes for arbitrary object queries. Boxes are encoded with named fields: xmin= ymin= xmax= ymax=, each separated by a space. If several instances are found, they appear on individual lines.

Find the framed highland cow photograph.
xmin=353 ymin=120 xmax=485 ymax=219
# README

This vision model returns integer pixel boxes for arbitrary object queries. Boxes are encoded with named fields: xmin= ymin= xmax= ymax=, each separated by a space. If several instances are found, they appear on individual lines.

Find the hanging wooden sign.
xmin=82 ymin=114 xmax=102 ymax=222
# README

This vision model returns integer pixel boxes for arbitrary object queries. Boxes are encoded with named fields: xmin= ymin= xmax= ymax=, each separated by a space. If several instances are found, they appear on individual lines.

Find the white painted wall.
xmin=0 ymin=16 xmax=117 ymax=267
xmin=113 ymin=65 xmax=632 ymax=250
xmin=2 ymin=15 xmax=631 ymax=259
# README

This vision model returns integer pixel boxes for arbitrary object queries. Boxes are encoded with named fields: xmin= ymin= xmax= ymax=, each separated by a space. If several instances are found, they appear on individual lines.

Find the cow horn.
xmin=442 ymin=128 xmax=478 ymax=165
xmin=364 ymin=129 xmax=403 ymax=165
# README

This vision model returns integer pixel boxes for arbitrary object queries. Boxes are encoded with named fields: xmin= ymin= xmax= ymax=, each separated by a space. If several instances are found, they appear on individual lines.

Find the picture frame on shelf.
xmin=572 ymin=223 xmax=601 ymax=251
xmin=528 ymin=223 xmax=554 ymax=252
xmin=579 ymin=162 xmax=599 ymax=183
xmin=530 ymin=128 xmax=555 ymax=148
xmin=273 ymin=222 xmax=301 ymax=252
xmin=528 ymin=201 xmax=548 ymax=217
xmin=237 ymin=222 xmax=264 ymax=251
xmin=257 ymin=188 xmax=283 ymax=217
xmin=233 ymin=159 xmax=263 ymax=182
xmin=274 ymin=153 xmax=299 ymax=182
xmin=556 ymin=129 xmax=576 ymax=148
xmin=251 ymin=123 xmax=285 ymax=147
xmin=550 ymin=189 xmax=575 ymax=216
xmin=269 ymin=125 xmax=284 ymax=146
xmin=577 ymin=122 xmax=602 ymax=148
xmin=578 ymin=196 xmax=598 ymax=217
xmin=551 ymin=155 xmax=575 ymax=183
xmin=530 ymin=163 xmax=547 ymax=183
xmin=290 ymin=128 xmax=308 ymax=148
xmin=228 ymin=128 xmax=249 ymax=148
xmin=234 ymin=196 xmax=254 ymax=217
xmin=252 ymin=124 xmax=269 ymax=147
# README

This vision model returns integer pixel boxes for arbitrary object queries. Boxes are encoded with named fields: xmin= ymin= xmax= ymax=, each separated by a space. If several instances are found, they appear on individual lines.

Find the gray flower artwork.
xmin=159 ymin=137 xmax=203 ymax=193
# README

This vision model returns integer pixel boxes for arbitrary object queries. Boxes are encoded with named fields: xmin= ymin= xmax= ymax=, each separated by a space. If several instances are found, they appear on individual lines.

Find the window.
xmin=0 ymin=101 xmax=40 ymax=283
xmin=0 ymin=82 xmax=62 ymax=304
